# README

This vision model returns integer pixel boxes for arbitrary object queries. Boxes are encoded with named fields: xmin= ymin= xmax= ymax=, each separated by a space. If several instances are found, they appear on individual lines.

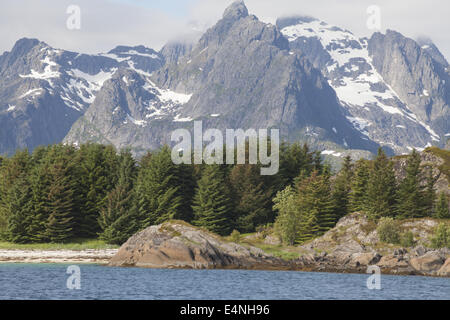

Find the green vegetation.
xmin=0 ymin=141 xmax=448 ymax=248
xmin=430 ymin=223 xmax=450 ymax=249
xmin=377 ymin=217 xmax=400 ymax=244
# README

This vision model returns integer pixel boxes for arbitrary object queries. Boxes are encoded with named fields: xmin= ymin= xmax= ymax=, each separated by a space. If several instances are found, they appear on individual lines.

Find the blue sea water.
xmin=0 ymin=264 xmax=448 ymax=300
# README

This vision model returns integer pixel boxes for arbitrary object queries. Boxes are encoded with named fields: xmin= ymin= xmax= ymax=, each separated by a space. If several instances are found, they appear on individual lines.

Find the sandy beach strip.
xmin=0 ymin=249 xmax=118 ymax=264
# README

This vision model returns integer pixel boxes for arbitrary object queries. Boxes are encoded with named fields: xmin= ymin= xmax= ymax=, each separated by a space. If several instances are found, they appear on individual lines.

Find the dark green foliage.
xmin=45 ymin=161 xmax=75 ymax=243
xmin=192 ymin=164 xmax=233 ymax=236
xmin=0 ymin=140 xmax=445 ymax=244
xmin=366 ymin=148 xmax=397 ymax=220
xmin=133 ymin=146 xmax=188 ymax=227
xmin=349 ymin=159 xmax=370 ymax=213
xmin=98 ymin=150 xmax=138 ymax=244
xmin=296 ymin=170 xmax=336 ymax=235
xmin=332 ymin=155 xmax=353 ymax=220
xmin=435 ymin=192 xmax=450 ymax=219
xmin=229 ymin=164 xmax=272 ymax=232
xmin=396 ymin=150 xmax=428 ymax=219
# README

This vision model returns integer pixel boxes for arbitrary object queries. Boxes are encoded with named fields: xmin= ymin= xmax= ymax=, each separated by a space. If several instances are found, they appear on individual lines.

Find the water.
xmin=0 ymin=264 xmax=448 ymax=300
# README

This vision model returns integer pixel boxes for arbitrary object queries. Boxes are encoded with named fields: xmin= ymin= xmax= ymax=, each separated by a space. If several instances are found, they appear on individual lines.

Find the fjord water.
xmin=0 ymin=264 xmax=448 ymax=300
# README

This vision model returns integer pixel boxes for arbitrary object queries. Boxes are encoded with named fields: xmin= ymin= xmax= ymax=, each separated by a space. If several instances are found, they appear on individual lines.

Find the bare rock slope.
xmin=108 ymin=221 xmax=287 ymax=269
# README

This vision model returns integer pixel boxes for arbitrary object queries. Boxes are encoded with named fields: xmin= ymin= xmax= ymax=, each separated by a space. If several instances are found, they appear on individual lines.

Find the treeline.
xmin=0 ymin=143 xmax=448 ymax=245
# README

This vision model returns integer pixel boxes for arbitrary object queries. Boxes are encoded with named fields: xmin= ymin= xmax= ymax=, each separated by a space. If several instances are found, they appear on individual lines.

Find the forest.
xmin=0 ymin=142 xmax=448 ymax=245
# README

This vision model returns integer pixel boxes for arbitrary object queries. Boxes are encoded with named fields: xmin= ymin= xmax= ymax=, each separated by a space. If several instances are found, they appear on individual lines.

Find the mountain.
xmin=1 ymin=1 xmax=449 ymax=158
xmin=277 ymin=16 xmax=449 ymax=154
xmin=0 ymin=39 xmax=163 ymax=155
xmin=66 ymin=1 xmax=378 ymax=155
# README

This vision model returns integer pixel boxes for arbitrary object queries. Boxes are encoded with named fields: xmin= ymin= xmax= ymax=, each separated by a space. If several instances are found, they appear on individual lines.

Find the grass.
xmin=0 ymin=238 xmax=119 ymax=250
xmin=251 ymin=243 xmax=301 ymax=261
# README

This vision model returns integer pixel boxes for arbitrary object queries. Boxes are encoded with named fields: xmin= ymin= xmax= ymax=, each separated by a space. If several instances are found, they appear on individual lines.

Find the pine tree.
xmin=45 ymin=162 xmax=75 ymax=243
xmin=366 ymin=148 xmax=397 ymax=220
xmin=396 ymin=150 xmax=427 ymax=218
xmin=332 ymin=155 xmax=353 ymax=221
xmin=134 ymin=146 xmax=184 ymax=227
xmin=349 ymin=159 xmax=370 ymax=213
xmin=0 ymin=150 xmax=33 ymax=243
xmin=27 ymin=159 xmax=52 ymax=242
xmin=6 ymin=174 xmax=34 ymax=243
xmin=74 ymin=143 xmax=119 ymax=237
xmin=192 ymin=164 xmax=233 ymax=236
xmin=435 ymin=192 xmax=450 ymax=219
xmin=98 ymin=150 xmax=137 ymax=244
xmin=296 ymin=171 xmax=336 ymax=235
xmin=229 ymin=164 xmax=272 ymax=232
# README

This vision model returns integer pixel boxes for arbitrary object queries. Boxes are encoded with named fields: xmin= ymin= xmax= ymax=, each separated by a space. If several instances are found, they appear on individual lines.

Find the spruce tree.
xmin=229 ymin=164 xmax=271 ymax=232
xmin=192 ymin=164 xmax=233 ymax=236
xmin=6 ymin=174 xmax=34 ymax=243
xmin=296 ymin=171 xmax=336 ymax=235
xmin=45 ymin=162 xmax=75 ymax=243
xmin=349 ymin=159 xmax=370 ymax=212
xmin=98 ymin=150 xmax=137 ymax=244
xmin=435 ymin=192 xmax=450 ymax=219
xmin=332 ymin=155 xmax=353 ymax=221
xmin=366 ymin=148 xmax=397 ymax=220
xmin=396 ymin=150 xmax=427 ymax=218
xmin=133 ymin=146 xmax=184 ymax=227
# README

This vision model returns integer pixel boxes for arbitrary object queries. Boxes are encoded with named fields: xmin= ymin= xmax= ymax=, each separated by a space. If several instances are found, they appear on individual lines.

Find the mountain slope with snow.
xmin=278 ymin=16 xmax=448 ymax=154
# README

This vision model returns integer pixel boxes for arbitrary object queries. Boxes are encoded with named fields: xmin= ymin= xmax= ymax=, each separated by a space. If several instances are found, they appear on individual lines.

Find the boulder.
xmin=409 ymin=251 xmax=445 ymax=273
xmin=109 ymin=221 xmax=287 ymax=269
xmin=437 ymin=258 xmax=450 ymax=277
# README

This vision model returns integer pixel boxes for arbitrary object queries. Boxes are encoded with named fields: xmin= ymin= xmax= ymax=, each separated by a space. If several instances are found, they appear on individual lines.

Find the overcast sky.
xmin=0 ymin=0 xmax=449 ymax=60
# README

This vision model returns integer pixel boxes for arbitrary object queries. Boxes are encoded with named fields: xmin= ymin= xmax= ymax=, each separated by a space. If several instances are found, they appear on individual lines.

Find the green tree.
xmin=396 ymin=150 xmax=427 ymax=218
xmin=435 ymin=192 xmax=450 ymax=219
xmin=191 ymin=164 xmax=233 ymax=236
xmin=296 ymin=170 xmax=336 ymax=235
xmin=98 ymin=150 xmax=138 ymax=244
xmin=332 ymin=155 xmax=353 ymax=220
xmin=366 ymin=148 xmax=397 ymax=220
xmin=45 ymin=161 xmax=76 ymax=243
xmin=134 ymin=146 xmax=186 ymax=227
xmin=273 ymin=185 xmax=300 ymax=245
xmin=229 ymin=164 xmax=272 ymax=232
xmin=349 ymin=159 xmax=370 ymax=213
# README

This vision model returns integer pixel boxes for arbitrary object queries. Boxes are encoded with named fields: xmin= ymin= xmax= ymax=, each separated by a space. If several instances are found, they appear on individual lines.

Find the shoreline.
xmin=1 ymin=249 xmax=448 ymax=278
xmin=0 ymin=249 xmax=118 ymax=264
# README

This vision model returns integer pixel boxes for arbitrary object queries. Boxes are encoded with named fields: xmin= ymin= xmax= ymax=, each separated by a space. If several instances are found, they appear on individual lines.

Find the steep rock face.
xmin=277 ymin=16 xmax=445 ymax=154
xmin=368 ymin=30 xmax=450 ymax=142
xmin=109 ymin=221 xmax=287 ymax=269
xmin=151 ymin=2 xmax=378 ymax=153
xmin=0 ymin=38 xmax=164 ymax=155
xmin=160 ymin=41 xmax=194 ymax=65
xmin=64 ymin=68 xmax=193 ymax=152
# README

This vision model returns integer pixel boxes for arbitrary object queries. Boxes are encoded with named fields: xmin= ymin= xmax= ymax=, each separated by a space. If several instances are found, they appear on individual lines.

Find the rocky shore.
xmin=109 ymin=215 xmax=450 ymax=277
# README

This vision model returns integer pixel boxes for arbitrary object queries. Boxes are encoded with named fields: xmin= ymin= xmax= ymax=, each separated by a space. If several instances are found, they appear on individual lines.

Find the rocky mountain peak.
xmin=222 ymin=0 xmax=249 ymax=21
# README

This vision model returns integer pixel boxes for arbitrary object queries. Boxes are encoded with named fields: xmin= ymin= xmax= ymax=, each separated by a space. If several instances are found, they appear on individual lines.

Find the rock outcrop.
xmin=109 ymin=215 xmax=449 ymax=277
xmin=291 ymin=213 xmax=450 ymax=276
xmin=109 ymin=221 xmax=287 ymax=269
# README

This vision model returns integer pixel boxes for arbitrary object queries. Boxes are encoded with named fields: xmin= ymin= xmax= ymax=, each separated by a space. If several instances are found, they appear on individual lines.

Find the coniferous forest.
xmin=0 ymin=142 xmax=448 ymax=245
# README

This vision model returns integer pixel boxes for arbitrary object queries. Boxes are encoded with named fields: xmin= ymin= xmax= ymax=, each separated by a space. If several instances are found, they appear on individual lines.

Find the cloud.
xmin=0 ymin=0 xmax=449 ymax=61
